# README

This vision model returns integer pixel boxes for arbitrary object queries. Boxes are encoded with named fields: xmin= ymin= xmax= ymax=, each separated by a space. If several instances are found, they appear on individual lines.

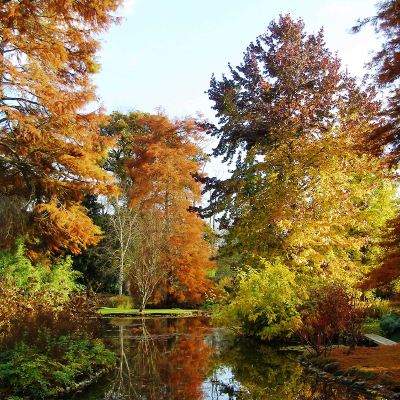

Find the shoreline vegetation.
xmin=292 ymin=319 xmax=400 ymax=398
xmin=0 ymin=284 xmax=116 ymax=399
xmin=0 ymin=333 xmax=116 ymax=399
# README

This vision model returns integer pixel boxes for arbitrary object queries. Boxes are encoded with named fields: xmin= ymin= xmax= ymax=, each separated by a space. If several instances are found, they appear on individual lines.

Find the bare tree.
xmin=129 ymin=209 xmax=169 ymax=312
xmin=107 ymin=190 xmax=138 ymax=296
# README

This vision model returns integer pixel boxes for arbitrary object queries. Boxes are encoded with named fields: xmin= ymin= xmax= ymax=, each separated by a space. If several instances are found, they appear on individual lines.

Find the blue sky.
xmin=95 ymin=0 xmax=379 ymax=118
xmin=93 ymin=0 xmax=381 ymax=177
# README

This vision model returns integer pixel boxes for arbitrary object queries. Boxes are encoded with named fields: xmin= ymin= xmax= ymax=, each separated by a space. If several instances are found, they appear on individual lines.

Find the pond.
xmin=61 ymin=316 xmax=379 ymax=400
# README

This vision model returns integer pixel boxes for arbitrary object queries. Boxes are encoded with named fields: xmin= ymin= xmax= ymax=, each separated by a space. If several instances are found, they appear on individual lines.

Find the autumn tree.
xmin=202 ymin=14 xmax=344 ymax=164
xmin=102 ymin=110 xmax=214 ymax=305
xmin=353 ymin=0 xmax=400 ymax=289
xmin=198 ymin=15 xmax=398 ymax=287
xmin=353 ymin=0 xmax=400 ymax=161
xmin=0 ymin=0 xmax=121 ymax=257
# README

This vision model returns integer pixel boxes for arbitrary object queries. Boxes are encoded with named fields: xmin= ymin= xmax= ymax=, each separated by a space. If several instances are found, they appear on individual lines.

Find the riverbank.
xmin=300 ymin=344 xmax=400 ymax=398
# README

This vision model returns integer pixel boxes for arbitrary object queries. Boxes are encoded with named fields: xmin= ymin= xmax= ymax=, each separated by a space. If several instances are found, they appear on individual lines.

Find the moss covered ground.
xmin=328 ymin=344 xmax=400 ymax=392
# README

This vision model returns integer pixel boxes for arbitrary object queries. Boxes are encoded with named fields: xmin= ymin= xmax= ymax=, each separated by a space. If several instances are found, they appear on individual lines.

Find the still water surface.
xmin=62 ymin=316 xmax=379 ymax=400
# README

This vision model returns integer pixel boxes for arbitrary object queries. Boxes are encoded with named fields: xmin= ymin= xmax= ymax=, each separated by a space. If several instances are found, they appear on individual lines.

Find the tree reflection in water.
xmin=207 ymin=335 xmax=372 ymax=400
xmin=93 ymin=317 xmax=376 ymax=400
xmin=104 ymin=317 xmax=213 ymax=400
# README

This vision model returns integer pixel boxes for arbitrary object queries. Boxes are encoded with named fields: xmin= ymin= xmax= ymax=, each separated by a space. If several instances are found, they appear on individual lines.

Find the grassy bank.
xmin=363 ymin=319 xmax=382 ymax=335
xmin=98 ymin=307 xmax=207 ymax=316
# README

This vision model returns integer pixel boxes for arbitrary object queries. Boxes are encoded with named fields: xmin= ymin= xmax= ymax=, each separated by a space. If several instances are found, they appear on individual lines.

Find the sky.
xmin=93 ymin=0 xmax=382 ymax=177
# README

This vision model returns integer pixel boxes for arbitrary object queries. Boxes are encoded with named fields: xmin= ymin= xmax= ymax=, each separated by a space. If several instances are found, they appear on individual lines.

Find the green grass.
xmin=98 ymin=308 xmax=200 ymax=315
xmin=363 ymin=319 xmax=382 ymax=335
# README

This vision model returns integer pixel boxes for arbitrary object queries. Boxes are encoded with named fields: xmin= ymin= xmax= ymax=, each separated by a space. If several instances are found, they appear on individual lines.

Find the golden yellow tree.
xmin=0 ymin=0 xmax=121 ymax=256
xmin=218 ymin=124 xmax=396 ymax=286
xmin=200 ymin=15 xmax=398 ymax=287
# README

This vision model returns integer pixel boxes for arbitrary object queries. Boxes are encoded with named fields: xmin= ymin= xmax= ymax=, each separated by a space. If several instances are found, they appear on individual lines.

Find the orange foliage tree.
xmin=108 ymin=318 xmax=213 ymax=399
xmin=0 ymin=0 xmax=121 ymax=256
xmin=103 ymin=110 xmax=214 ymax=305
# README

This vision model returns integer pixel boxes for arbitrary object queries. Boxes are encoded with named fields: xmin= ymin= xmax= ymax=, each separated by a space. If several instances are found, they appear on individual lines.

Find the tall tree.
xmin=202 ymin=14 xmax=345 ymax=164
xmin=103 ymin=110 xmax=215 ymax=305
xmin=199 ymin=14 xmax=350 ymax=222
xmin=0 ymin=0 xmax=121 ymax=256
xmin=199 ymin=14 xmax=397 ymax=286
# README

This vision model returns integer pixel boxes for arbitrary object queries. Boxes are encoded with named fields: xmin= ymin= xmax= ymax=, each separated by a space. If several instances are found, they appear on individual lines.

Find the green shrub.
xmin=0 ymin=332 xmax=116 ymax=399
xmin=108 ymin=294 xmax=134 ymax=309
xmin=380 ymin=314 xmax=400 ymax=338
xmin=0 ymin=238 xmax=81 ymax=294
xmin=0 ymin=281 xmax=115 ymax=399
xmin=212 ymin=258 xmax=304 ymax=341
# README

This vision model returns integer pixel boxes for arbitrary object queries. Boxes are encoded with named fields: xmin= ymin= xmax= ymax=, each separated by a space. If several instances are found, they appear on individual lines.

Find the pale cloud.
xmin=129 ymin=57 xmax=140 ymax=67
xmin=325 ymin=3 xmax=354 ymax=18
xmin=121 ymin=0 xmax=140 ymax=16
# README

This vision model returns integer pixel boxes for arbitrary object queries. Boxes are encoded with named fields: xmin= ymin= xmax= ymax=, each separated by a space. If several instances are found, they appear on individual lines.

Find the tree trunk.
xmin=119 ymin=264 xmax=124 ymax=295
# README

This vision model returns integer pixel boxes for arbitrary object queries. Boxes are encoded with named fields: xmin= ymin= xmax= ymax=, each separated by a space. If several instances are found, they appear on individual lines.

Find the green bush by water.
xmin=0 ymin=277 xmax=115 ymax=399
xmin=0 ymin=331 xmax=116 ymax=399
xmin=0 ymin=238 xmax=81 ymax=294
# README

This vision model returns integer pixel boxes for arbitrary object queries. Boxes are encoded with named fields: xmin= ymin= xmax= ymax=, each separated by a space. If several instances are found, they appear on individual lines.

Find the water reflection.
xmin=103 ymin=317 xmax=213 ymax=400
xmin=206 ymin=334 xmax=305 ymax=399
xmin=205 ymin=333 xmax=372 ymax=400
xmin=64 ymin=317 xmax=378 ymax=400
